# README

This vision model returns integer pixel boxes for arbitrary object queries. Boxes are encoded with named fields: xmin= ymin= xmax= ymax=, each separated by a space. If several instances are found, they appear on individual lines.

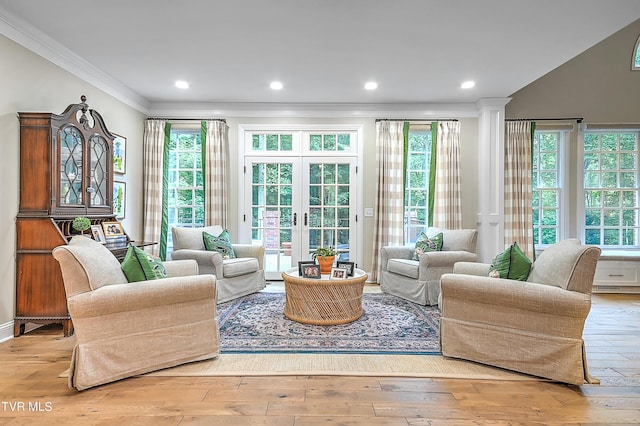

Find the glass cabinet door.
xmin=89 ymin=134 xmax=109 ymax=207
xmin=59 ymin=126 xmax=84 ymax=206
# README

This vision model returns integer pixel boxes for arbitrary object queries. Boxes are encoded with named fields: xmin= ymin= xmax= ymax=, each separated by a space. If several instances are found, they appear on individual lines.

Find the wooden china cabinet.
xmin=15 ymin=96 xmax=118 ymax=337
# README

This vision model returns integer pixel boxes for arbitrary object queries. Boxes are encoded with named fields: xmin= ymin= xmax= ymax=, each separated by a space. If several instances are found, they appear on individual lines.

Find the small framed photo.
xmin=113 ymin=181 xmax=126 ymax=220
xmin=336 ymin=261 xmax=355 ymax=276
xmin=330 ymin=267 xmax=348 ymax=280
xmin=113 ymin=134 xmax=126 ymax=174
xmin=102 ymin=221 xmax=125 ymax=238
xmin=298 ymin=260 xmax=316 ymax=275
xmin=301 ymin=264 xmax=321 ymax=279
xmin=90 ymin=225 xmax=106 ymax=244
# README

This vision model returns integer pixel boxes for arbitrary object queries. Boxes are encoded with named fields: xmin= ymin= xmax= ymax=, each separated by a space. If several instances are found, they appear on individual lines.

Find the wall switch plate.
xmin=364 ymin=208 xmax=374 ymax=217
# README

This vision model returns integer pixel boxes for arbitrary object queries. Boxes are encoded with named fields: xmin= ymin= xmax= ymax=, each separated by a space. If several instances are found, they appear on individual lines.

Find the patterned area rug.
xmin=217 ymin=292 xmax=441 ymax=355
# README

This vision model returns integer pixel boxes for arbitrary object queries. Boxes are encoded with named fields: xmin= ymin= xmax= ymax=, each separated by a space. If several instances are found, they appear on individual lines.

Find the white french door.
xmin=244 ymin=156 xmax=357 ymax=280
xmin=239 ymin=125 xmax=362 ymax=280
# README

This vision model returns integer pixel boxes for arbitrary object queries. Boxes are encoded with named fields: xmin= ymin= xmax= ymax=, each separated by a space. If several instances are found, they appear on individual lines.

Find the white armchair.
xmin=379 ymin=227 xmax=478 ymax=306
xmin=440 ymin=239 xmax=601 ymax=385
xmin=52 ymin=236 xmax=219 ymax=391
xmin=170 ymin=226 xmax=266 ymax=303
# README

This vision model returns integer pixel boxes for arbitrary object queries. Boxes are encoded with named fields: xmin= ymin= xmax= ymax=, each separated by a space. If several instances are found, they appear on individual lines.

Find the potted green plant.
xmin=72 ymin=216 xmax=92 ymax=235
xmin=312 ymin=246 xmax=337 ymax=274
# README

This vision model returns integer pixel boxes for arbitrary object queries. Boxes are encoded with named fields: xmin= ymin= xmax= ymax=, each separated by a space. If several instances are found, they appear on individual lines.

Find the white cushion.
xmin=172 ymin=226 xmax=223 ymax=250
xmin=387 ymin=258 xmax=420 ymax=279
xmin=223 ymin=258 xmax=259 ymax=277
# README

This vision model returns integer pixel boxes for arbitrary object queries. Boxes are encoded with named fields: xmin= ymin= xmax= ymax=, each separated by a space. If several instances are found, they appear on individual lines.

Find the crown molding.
xmin=0 ymin=8 xmax=150 ymax=114
xmin=147 ymin=101 xmax=484 ymax=119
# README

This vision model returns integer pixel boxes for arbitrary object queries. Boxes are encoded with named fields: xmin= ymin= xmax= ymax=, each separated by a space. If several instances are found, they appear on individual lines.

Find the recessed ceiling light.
xmin=270 ymin=81 xmax=283 ymax=90
xmin=364 ymin=81 xmax=378 ymax=90
xmin=175 ymin=80 xmax=189 ymax=89
xmin=461 ymin=80 xmax=475 ymax=89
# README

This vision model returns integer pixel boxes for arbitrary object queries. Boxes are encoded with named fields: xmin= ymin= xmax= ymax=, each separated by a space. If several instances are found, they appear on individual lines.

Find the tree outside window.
xmin=533 ymin=132 xmax=561 ymax=246
xmin=404 ymin=128 xmax=432 ymax=243
xmin=584 ymin=131 xmax=640 ymax=247
xmin=167 ymin=130 xmax=204 ymax=251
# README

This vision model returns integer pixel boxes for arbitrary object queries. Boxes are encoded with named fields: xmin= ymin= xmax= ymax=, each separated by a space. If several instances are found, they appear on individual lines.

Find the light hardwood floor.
xmin=0 ymin=293 xmax=638 ymax=425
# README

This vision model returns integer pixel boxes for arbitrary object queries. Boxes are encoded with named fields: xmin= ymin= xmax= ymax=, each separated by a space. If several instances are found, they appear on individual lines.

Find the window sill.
xmin=599 ymin=250 xmax=640 ymax=260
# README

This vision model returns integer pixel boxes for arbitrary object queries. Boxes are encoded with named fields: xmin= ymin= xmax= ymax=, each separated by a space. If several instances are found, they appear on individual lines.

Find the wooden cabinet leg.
xmin=13 ymin=322 xmax=25 ymax=337
xmin=62 ymin=319 xmax=74 ymax=337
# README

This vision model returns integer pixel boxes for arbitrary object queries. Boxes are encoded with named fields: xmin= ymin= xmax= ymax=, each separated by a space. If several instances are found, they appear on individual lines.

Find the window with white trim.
xmin=583 ymin=130 xmax=640 ymax=247
xmin=533 ymin=131 xmax=562 ymax=246
xmin=167 ymin=129 xmax=204 ymax=251
xmin=404 ymin=126 xmax=433 ymax=243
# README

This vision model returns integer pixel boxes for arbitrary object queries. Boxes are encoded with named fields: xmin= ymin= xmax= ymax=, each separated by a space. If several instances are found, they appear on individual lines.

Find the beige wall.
xmin=507 ymin=18 xmax=640 ymax=123
xmin=0 ymin=35 xmax=146 ymax=327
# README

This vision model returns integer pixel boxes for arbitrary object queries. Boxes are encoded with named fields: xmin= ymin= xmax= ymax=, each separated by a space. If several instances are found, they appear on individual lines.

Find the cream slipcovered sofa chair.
xmin=170 ymin=226 xmax=266 ymax=303
xmin=52 ymin=236 xmax=219 ymax=391
xmin=379 ymin=227 xmax=478 ymax=306
xmin=440 ymin=238 xmax=601 ymax=385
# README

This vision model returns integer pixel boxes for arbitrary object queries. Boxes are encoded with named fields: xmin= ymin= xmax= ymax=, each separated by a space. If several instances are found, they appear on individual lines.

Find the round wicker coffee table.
xmin=282 ymin=268 xmax=368 ymax=325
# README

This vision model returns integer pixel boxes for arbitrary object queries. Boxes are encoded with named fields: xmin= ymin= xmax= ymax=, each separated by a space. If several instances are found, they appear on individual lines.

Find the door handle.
xmin=304 ymin=213 xmax=308 ymax=226
xmin=293 ymin=212 xmax=297 ymax=226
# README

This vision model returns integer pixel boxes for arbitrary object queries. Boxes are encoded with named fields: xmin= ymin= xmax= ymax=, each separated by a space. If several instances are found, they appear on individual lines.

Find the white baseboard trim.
xmin=0 ymin=321 xmax=43 ymax=343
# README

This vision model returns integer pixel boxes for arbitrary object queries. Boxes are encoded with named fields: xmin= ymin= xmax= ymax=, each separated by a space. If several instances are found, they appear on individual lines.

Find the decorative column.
xmin=476 ymin=98 xmax=510 ymax=262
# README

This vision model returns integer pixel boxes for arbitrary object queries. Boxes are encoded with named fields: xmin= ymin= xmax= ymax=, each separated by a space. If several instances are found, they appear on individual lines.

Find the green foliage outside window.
xmin=309 ymin=134 xmax=351 ymax=151
xmin=583 ymin=131 xmax=640 ymax=247
xmin=533 ymin=132 xmax=561 ymax=246
xmin=252 ymin=134 xmax=294 ymax=151
xmin=404 ymin=129 xmax=431 ymax=242
xmin=168 ymin=131 xmax=204 ymax=231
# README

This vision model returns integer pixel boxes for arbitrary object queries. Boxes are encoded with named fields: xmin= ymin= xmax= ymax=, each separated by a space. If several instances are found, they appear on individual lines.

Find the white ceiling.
xmin=2 ymin=0 xmax=640 ymax=114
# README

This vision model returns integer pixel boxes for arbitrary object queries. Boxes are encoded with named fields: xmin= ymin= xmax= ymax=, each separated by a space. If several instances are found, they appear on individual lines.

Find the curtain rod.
xmin=146 ymin=117 xmax=227 ymax=123
xmin=506 ymin=117 xmax=583 ymax=123
xmin=375 ymin=118 xmax=458 ymax=122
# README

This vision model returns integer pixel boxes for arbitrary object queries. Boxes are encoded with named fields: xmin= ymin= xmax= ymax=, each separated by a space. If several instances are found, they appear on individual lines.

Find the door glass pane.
xmin=308 ymin=162 xmax=351 ymax=261
xmin=251 ymin=162 xmax=294 ymax=273
xmin=309 ymin=133 xmax=352 ymax=152
xmin=60 ymin=126 xmax=83 ymax=205
xmin=89 ymin=135 xmax=108 ymax=207
xmin=251 ymin=134 xmax=294 ymax=152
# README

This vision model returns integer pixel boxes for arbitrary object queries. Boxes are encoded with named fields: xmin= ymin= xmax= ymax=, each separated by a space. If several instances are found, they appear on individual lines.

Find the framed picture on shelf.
xmin=113 ymin=134 xmax=126 ymax=174
xmin=330 ymin=267 xmax=348 ymax=280
xmin=301 ymin=264 xmax=321 ymax=279
xmin=102 ymin=221 xmax=125 ymax=238
xmin=90 ymin=225 xmax=106 ymax=244
xmin=336 ymin=261 xmax=355 ymax=276
xmin=298 ymin=260 xmax=315 ymax=275
xmin=113 ymin=181 xmax=126 ymax=219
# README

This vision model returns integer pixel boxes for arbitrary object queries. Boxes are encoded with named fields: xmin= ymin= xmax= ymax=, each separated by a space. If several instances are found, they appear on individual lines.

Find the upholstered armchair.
xmin=52 ymin=236 xmax=219 ymax=391
xmin=379 ymin=227 xmax=478 ymax=306
xmin=170 ymin=226 xmax=266 ymax=303
xmin=439 ymin=239 xmax=601 ymax=385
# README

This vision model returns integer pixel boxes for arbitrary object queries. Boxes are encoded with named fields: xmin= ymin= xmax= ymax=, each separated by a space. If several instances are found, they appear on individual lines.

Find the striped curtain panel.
xmin=504 ymin=120 xmax=534 ymax=259
xmin=202 ymin=120 xmax=229 ymax=228
xmin=370 ymin=121 xmax=406 ymax=282
xmin=433 ymin=121 xmax=462 ymax=229
xmin=142 ymin=120 xmax=169 ymax=258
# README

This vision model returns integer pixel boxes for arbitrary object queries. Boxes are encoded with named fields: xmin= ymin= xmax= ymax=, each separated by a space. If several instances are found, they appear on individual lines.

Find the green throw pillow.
xmin=412 ymin=232 xmax=444 ymax=260
xmin=203 ymin=229 xmax=236 ymax=259
xmin=489 ymin=242 xmax=532 ymax=281
xmin=121 ymin=244 xmax=168 ymax=282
